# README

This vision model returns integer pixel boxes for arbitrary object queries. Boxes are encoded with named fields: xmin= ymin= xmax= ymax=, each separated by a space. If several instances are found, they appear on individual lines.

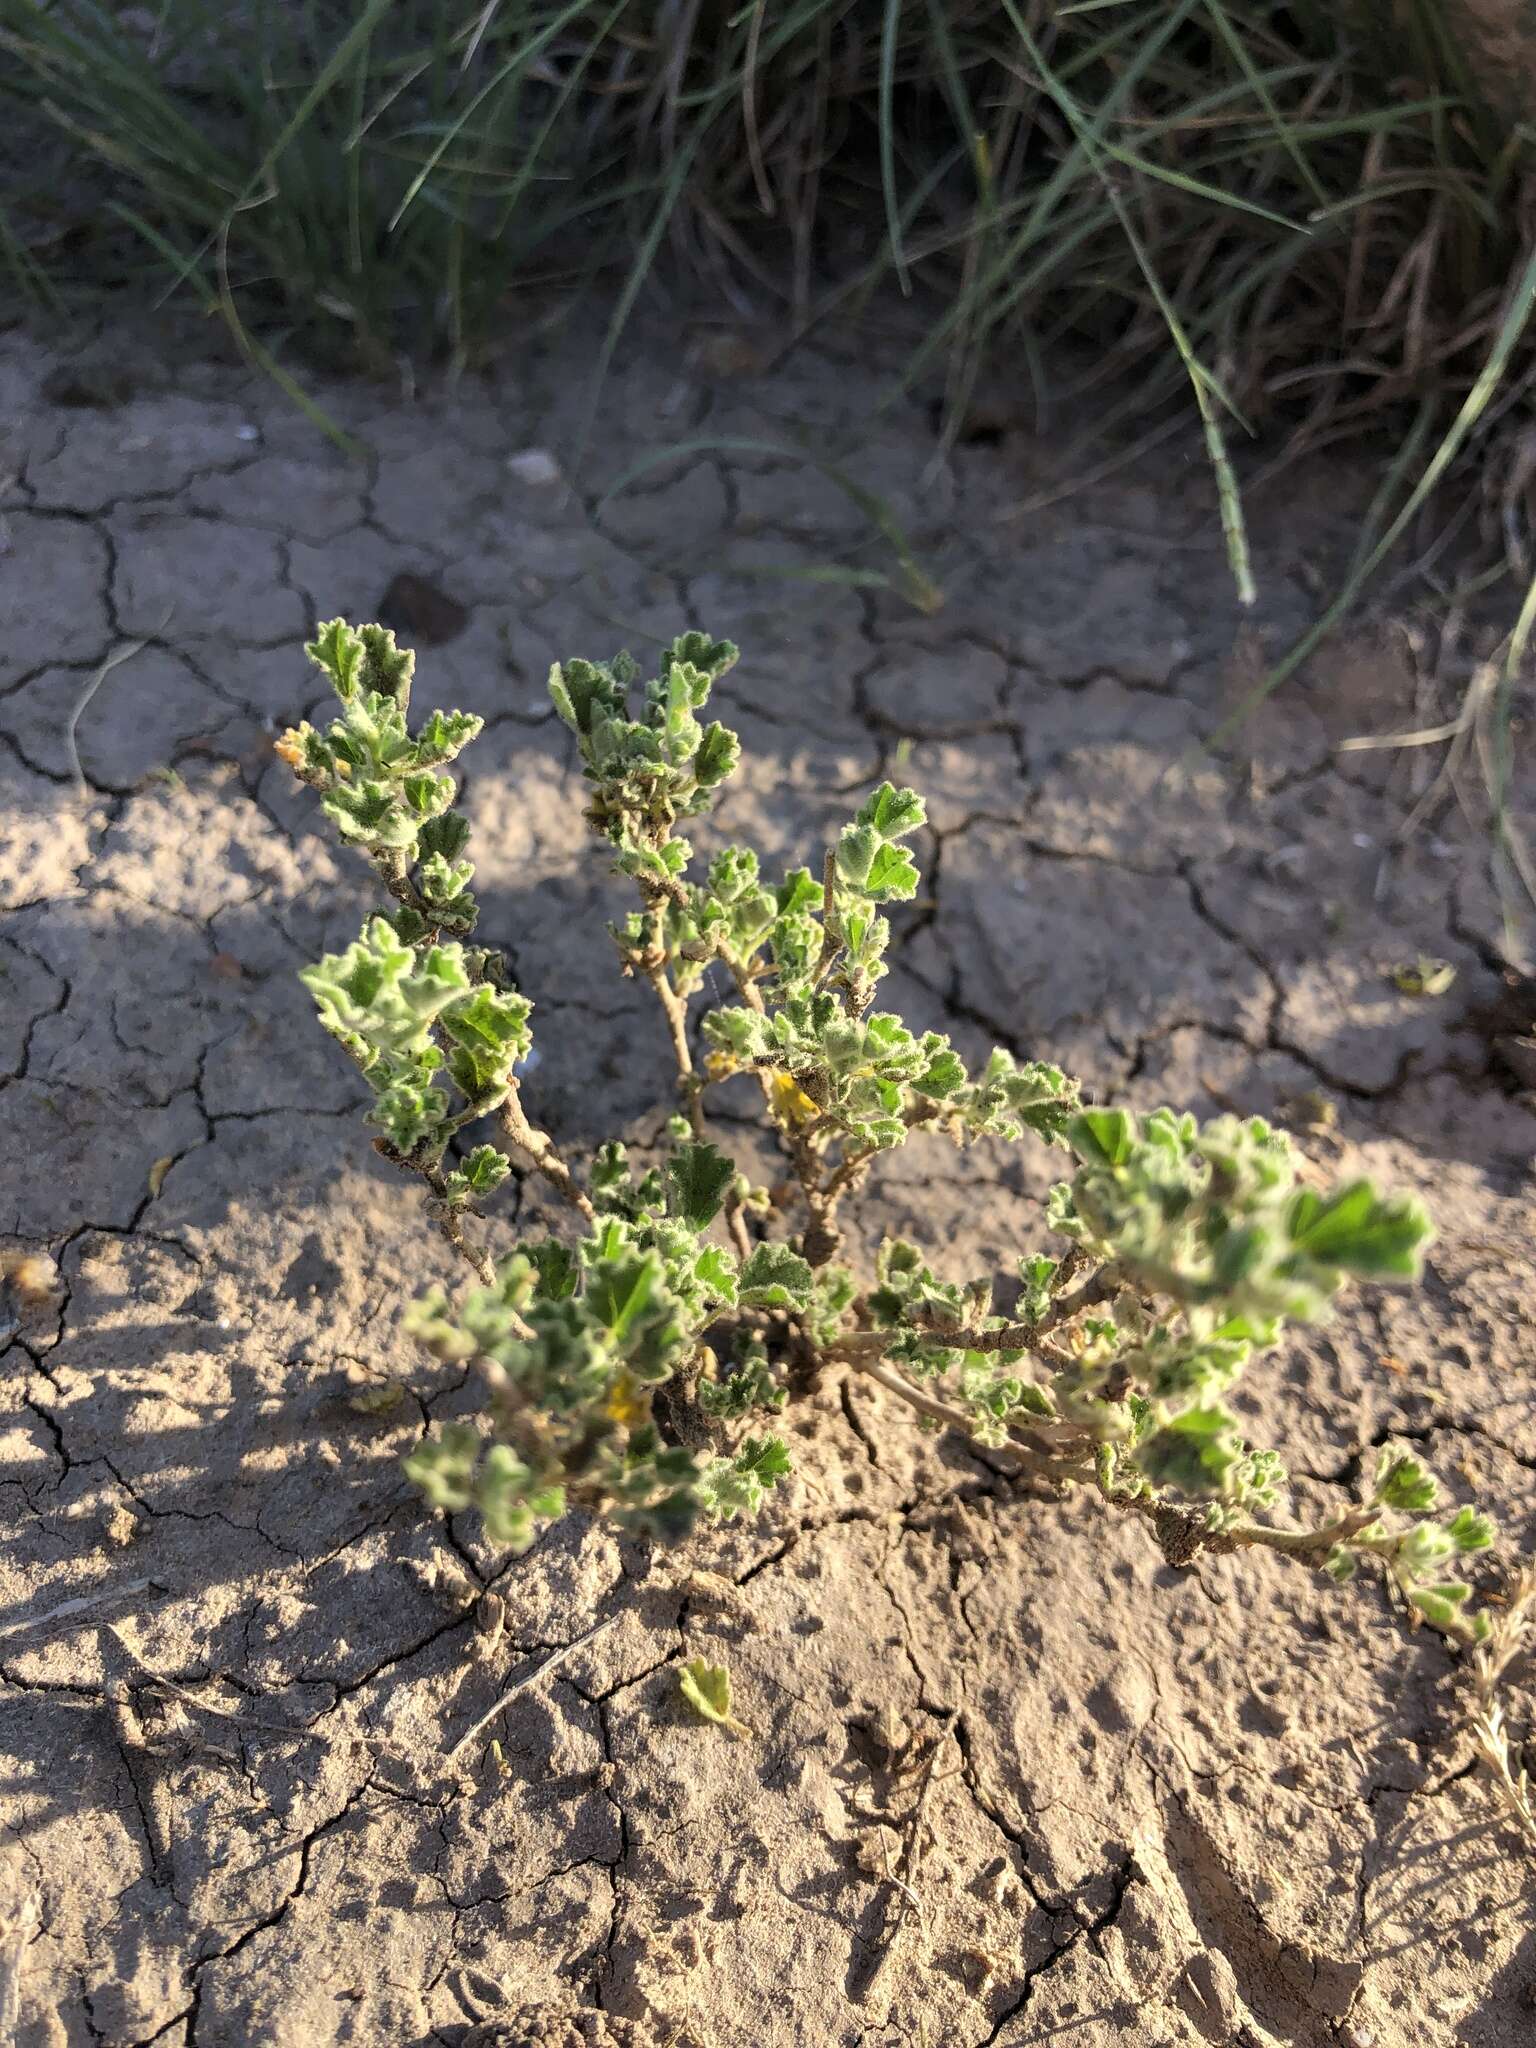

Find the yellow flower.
xmin=604 ymin=1371 xmax=649 ymax=1431
xmin=770 ymin=1070 xmax=820 ymax=1127
xmin=273 ymin=730 xmax=305 ymax=769
xmin=705 ymin=1050 xmax=738 ymax=1082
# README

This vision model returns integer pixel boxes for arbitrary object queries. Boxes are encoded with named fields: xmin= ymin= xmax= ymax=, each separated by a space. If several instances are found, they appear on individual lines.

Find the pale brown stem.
xmin=429 ymin=1202 xmax=497 ymax=1288
xmin=1109 ymin=1491 xmax=1384 ymax=1573
xmin=819 ymin=1102 xmax=943 ymax=1213
xmin=1225 ymin=1506 xmax=1381 ymax=1558
xmin=921 ymin=1269 xmax=1120 ymax=1355
xmin=384 ymin=1147 xmax=533 ymax=1336
xmin=812 ymin=846 xmax=841 ymax=989
xmin=636 ymin=903 xmax=753 ymax=1260
xmin=497 ymin=1088 xmax=596 ymax=1225
xmin=848 ymin=1355 xmax=984 ymax=1433
xmin=821 ymin=1146 xmax=874 ymax=1204
xmin=836 ymin=1352 xmax=1081 ymax=1472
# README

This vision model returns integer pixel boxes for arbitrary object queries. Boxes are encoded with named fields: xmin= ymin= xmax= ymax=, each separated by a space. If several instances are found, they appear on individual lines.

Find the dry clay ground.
xmin=1 ymin=310 xmax=1535 ymax=2048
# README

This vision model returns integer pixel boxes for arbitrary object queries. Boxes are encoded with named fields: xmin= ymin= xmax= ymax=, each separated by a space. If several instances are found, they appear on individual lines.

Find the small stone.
xmin=2 ymin=1252 xmax=57 ymax=1303
xmin=1180 ymin=1949 xmax=1240 ymax=2028
xmin=474 ymin=1590 xmax=506 ymax=1658
xmin=347 ymin=1381 xmax=405 ymax=1416
xmin=690 ymin=330 xmax=769 ymax=378
xmin=506 ymin=448 xmax=561 ymax=487
xmin=411 ymin=1557 xmax=477 ymax=1608
xmin=872 ymin=1704 xmax=910 ymax=1761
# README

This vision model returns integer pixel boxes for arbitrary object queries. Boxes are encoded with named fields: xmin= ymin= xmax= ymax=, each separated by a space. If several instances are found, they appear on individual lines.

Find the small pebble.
xmin=474 ymin=1590 xmax=506 ymax=1657
xmin=506 ymin=448 xmax=561 ymax=486
xmin=3 ymin=1252 xmax=57 ymax=1303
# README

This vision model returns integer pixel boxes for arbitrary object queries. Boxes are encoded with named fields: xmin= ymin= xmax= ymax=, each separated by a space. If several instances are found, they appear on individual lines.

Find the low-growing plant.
xmin=279 ymin=618 xmax=1496 ymax=1655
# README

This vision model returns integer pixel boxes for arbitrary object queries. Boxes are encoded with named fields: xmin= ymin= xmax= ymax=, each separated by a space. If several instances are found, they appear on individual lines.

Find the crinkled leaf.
xmin=1375 ymin=1449 xmax=1439 ymax=1514
xmin=1447 ymin=1505 xmax=1495 ymax=1553
xmin=665 ymin=1141 xmax=737 ymax=1231
xmin=693 ymin=721 xmax=740 ymax=791
xmin=678 ymin=1657 xmax=749 ymax=1735
xmin=401 ymin=1423 xmax=479 ymax=1513
xmin=913 ymin=1043 xmax=966 ymax=1098
xmin=738 ymin=1242 xmax=814 ymax=1310
xmin=305 ymin=617 xmax=364 ymax=699
xmin=698 ymin=1435 xmax=790 ymax=1520
xmin=856 ymin=783 xmax=926 ymax=840
xmin=1405 ymin=1580 xmax=1474 ymax=1634
xmin=1068 ymin=1107 xmax=1134 ymax=1168
xmin=862 ymin=842 xmax=919 ymax=901
xmin=1287 ymin=1181 xmax=1432 ymax=1278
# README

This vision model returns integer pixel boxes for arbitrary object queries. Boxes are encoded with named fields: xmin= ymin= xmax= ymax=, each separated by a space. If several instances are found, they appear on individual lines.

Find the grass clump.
xmin=3 ymin=2 xmax=1531 ymax=465
xmin=277 ymin=616 xmax=1503 ymax=1725
xmin=7 ymin=0 xmax=1536 ymax=762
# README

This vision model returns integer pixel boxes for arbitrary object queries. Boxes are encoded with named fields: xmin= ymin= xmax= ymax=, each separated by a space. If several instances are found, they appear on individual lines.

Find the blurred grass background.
xmin=2 ymin=0 xmax=1535 ymax=908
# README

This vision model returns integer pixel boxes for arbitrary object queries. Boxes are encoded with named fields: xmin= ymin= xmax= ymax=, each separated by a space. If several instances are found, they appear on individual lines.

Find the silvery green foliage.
xmin=284 ymin=620 xmax=1489 ymax=1646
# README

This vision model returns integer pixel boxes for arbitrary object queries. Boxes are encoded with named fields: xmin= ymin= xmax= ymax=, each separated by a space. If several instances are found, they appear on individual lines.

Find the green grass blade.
xmin=879 ymin=0 xmax=911 ymax=292
xmin=1002 ymin=2 xmax=1257 ymax=606
xmin=1201 ymin=0 xmax=1330 ymax=209
xmin=1212 ymin=237 xmax=1536 ymax=735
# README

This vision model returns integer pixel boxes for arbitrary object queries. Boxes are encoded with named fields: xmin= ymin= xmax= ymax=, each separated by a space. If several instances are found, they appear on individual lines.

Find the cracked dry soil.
xmin=1 ymin=311 xmax=1534 ymax=2048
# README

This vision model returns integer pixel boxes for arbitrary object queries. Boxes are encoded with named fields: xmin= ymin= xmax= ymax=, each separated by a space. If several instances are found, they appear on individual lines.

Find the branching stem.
xmin=497 ymin=1090 xmax=596 ymax=1224
xmin=715 ymin=939 xmax=843 ymax=1265
xmin=910 ymin=1269 xmax=1121 ymax=1354
xmin=359 ymin=835 xmax=594 ymax=1226
xmin=634 ymin=893 xmax=753 ymax=1259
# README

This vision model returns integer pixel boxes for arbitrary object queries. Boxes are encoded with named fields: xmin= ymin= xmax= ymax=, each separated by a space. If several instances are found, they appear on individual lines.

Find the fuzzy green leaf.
xmin=1405 ymin=1580 xmax=1474 ymax=1633
xmin=1287 ymin=1181 xmax=1432 ymax=1278
xmin=1447 ymin=1505 xmax=1496 ymax=1553
xmin=665 ymin=1142 xmax=737 ymax=1231
xmin=738 ymin=1242 xmax=814 ymax=1310
xmin=401 ymin=1423 xmax=479 ymax=1513
xmin=1068 ymin=1107 xmax=1134 ymax=1168
xmin=857 ymin=783 xmax=926 ymax=840
xmin=1375 ymin=1449 xmax=1439 ymax=1514
xmin=678 ymin=1657 xmax=749 ymax=1735
xmin=305 ymin=617 xmax=365 ymax=699
xmin=694 ymin=721 xmax=741 ymax=791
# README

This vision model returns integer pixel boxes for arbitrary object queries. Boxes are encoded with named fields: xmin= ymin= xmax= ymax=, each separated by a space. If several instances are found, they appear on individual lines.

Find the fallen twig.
xmin=0 ymin=1578 xmax=161 ymax=1646
xmin=442 ymin=1612 xmax=619 ymax=1764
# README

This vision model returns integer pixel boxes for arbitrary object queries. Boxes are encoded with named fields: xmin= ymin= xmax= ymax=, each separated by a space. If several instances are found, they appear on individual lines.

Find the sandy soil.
xmin=2 ymin=312 xmax=1534 ymax=2048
